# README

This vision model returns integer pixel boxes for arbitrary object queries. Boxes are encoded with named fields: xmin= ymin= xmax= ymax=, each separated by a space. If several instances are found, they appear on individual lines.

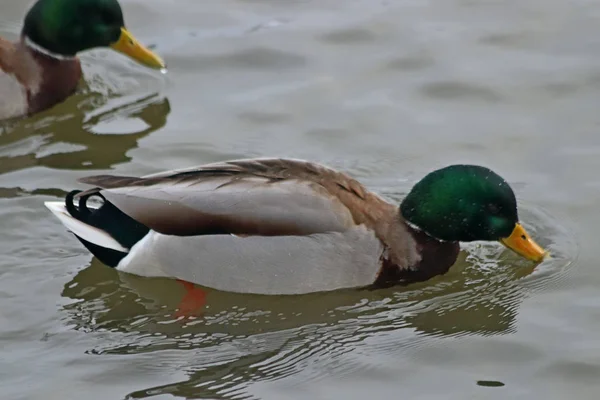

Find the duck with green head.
xmin=45 ymin=158 xmax=548 ymax=295
xmin=0 ymin=0 xmax=165 ymax=120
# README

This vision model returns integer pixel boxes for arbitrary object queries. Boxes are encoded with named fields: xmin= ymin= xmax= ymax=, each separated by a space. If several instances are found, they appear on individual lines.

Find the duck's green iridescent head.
xmin=401 ymin=164 xmax=547 ymax=262
xmin=22 ymin=0 xmax=165 ymax=68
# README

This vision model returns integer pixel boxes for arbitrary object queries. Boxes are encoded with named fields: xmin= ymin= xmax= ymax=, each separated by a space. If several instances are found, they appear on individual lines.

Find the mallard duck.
xmin=0 ymin=0 xmax=165 ymax=120
xmin=45 ymin=158 xmax=547 ymax=295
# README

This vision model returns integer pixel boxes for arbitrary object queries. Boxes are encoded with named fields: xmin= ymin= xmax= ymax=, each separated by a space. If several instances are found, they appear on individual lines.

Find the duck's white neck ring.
xmin=23 ymin=36 xmax=76 ymax=60
xmin=404 ymin=218 xmax=449 ymax=243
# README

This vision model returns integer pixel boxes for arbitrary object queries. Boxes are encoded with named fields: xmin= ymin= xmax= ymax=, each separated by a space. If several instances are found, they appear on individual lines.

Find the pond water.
xmin=1 ymin=0 xmax=599 ymax=399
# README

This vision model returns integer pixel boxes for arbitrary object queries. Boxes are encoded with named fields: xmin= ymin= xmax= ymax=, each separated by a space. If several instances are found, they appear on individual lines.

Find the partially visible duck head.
xmin=22 ymin=0 xmax=165 ymax=69
xmin=400 ymin=164 xmax=547 ymax=263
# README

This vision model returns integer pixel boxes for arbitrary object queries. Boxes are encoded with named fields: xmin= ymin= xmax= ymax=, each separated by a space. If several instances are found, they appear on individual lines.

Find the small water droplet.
xmin=160 ymin=68 xmax=168 ymax=74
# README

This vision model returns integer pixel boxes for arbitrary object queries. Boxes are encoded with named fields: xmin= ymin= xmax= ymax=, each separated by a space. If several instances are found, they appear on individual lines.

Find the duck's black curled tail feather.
xmin=65 ymin=189 xmax=150 ymax=268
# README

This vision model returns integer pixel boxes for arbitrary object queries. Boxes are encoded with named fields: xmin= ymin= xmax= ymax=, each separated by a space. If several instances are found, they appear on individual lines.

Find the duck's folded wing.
xmin=79 ymin=173 xmax=356 ymax=237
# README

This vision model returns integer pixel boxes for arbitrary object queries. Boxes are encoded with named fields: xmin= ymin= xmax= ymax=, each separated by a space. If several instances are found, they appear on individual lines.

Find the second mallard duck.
xmin=45 ymin=158 xmax=547 ymax=295
xmin=0 ymin=0 xmax=165 ymax=120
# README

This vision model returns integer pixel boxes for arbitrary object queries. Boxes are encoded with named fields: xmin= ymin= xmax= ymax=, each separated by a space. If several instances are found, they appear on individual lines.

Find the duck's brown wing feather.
xmin=78 ymin=158 xmax=392 ymax=237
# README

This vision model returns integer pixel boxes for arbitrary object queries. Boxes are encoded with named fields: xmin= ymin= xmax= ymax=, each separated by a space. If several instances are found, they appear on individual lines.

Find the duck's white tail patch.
xmin=44 ymin=201 xmax=128 ymax=252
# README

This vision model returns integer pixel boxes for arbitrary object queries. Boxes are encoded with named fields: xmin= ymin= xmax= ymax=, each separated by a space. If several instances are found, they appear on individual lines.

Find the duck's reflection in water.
xmin=0 ymin=87 xmax=171 ymax=175
xmin=60 ymin=245 xmax=539 ymax=399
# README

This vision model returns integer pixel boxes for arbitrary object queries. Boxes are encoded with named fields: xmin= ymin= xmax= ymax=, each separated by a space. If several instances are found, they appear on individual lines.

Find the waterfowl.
xmin=45 ymin=158 xmax=547 ymax=295
xmin=0 ymin=0 xmax=165 ymax=120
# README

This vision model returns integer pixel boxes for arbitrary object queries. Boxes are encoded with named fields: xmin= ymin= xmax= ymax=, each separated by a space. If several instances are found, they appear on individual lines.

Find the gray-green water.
xmin=0 ymin=0 xmax=598 ymax=399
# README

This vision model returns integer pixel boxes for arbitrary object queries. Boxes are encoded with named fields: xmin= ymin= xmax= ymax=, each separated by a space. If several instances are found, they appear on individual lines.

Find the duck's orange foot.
xmin=175 ymin=279 xmax=206 ymax=318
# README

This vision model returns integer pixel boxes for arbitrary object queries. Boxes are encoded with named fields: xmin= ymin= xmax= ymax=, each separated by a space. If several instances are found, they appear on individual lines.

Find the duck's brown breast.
xmin=374 ymin=225 xmax=460 ymax=287
xmin=26 ymin=49 xmax=82 ymax=115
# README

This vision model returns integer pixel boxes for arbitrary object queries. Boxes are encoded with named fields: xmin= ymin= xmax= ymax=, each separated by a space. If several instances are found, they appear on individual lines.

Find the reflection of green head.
xmin=22 ymin=0 xmax=125 ymax=56
xmin=400 ymin=165 xmax=518 ymax=242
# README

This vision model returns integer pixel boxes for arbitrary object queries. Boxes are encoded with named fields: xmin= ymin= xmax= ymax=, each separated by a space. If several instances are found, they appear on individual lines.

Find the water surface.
xmin=1 ymin=0 xmax=599 ymax=399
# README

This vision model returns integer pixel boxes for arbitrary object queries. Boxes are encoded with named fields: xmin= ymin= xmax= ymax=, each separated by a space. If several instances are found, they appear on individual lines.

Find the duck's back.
xmin=81 ymin=158 xmax=396 ymax=237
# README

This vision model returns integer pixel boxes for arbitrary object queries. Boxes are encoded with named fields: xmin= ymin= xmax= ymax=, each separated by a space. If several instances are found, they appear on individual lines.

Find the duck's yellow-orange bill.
xmin=110 ymin=27 xmax=165 ymax=69
xmin=499 ymin=223 xmax=548 ymax=263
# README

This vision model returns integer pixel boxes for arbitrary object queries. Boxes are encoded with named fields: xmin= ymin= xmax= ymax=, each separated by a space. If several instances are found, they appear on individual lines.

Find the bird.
xmin=0 ymin=0 xmax=165 ymax=120
xmin=45 ymin=158 xmax=548 ymax=295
